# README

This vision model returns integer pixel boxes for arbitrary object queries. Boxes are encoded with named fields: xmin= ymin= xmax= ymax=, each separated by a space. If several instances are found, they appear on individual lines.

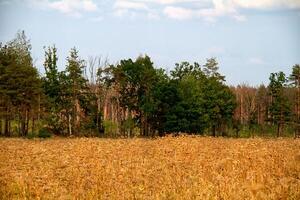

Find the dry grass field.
xmin=0 ymin=136 xmax=299 ymax=200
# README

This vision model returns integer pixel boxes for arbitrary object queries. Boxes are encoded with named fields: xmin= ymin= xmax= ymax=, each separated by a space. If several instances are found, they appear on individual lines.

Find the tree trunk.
xmin=277 ymin=123 xmax=281 ymax=137
xmin=0 ymin=119 xmax=2 ymax=136
xmin=18 ymin=112 xmax=21 ymax=136
xmin=20 ymin=108 xmax=26 ymax=136
xmin=25 ymin=109 xmax=29 ymax=136
xmin=140 ymin=112 xmax=144 ymax=136
xmin=144 ymin=115 xmax=148 ymax=137
xmin=236 ymin=128 xmax=239 ymax=138
xmin=4 ymin=106 xmax=10 ymax=136
xmin=4 ymin=117 xmax=9 ymax=137
xmin=297 ymin=85 xmax=300 ymax=137
xmin=240 ymin=94 xmax=243 ymax=124
xmin=8 ymin=120 xmax=11 ymax=137
xmin=212 ymin=125 xmax=216 ymax=137
xmin=38 ymin=94 xmax=41 ymax=121
xmin=32 ymin=115 xmax=35 ymax=134
xmin=98 ymin=113 xmax=104 ymax=136
xmin=68 ymin=114 xmax=72 ymax=136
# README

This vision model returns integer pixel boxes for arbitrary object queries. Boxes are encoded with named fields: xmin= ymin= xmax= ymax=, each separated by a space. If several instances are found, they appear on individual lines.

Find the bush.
xmin=103 ymin=120 xmax=118 ymax=137
xmin=38 ymin=128 xmax=52 ymax=138
xmin=26 ymin=132 xmax=36 ymax=139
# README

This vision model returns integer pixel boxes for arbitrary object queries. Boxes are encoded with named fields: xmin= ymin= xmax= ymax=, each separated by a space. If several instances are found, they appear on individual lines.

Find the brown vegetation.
xmin=0 ymin=137 xmax=299 ymax=199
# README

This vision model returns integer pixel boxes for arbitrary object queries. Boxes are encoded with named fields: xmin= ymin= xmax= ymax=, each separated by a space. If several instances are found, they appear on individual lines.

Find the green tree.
xmin=65 ymin=47 xmax=88 ymax=135
xmin=172 ymin=62 xmax=208 ymax=134
xmin=171 ymin=61 xmax=202 ymax=80
xmin=289 ymin=64 xmax=300 ymax=137
xmin=0 ymin=31 xmax=42 ymax=136
xmin=203 ymin=78 xmax=236 ymax=136
xmin=202 ymin=58 xmax=236 ymax=136
xmin=203 ymin=58 xmax=225 ymax=82
xmin=42 ymin=45 xmax=63 ymax=133
xmin=268 ymin=72 xmax=291 ymax=137
xmin=106 ymin=55 xmax=158 ymax=136
xmin=165 ymin=59 xmax=236 ymax=136
xmin=43 ymin=46 xmax=60 ymax=101
xmin=149 ymin=69 xmax=184 ymax=135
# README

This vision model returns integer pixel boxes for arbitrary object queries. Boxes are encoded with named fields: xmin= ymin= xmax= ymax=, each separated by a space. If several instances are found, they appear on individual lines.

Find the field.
xmin=0 ymin=136 xmax=299 ymax=199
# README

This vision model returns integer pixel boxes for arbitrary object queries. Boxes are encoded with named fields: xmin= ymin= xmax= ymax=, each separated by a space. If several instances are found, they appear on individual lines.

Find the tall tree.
xmin=0 ymin=31 xmax=42 ymax=136
xmin=149 ymin=70 xmax=179 ymax=135
xmin=203 ymin=58 xmax=236 ymax=136
xmin=42 ymin=45 xmax=63 ymax=133
xmin=255 ymin=85 xmax=269 ymax=126
xmin=64 ymin=47 xmax=89 ymax=135
xmin=289 ymin=64 xmax=300 ymax=137
xmin=268 ymin=72 xmax=291 ymax=137
xmin=170 ymin=62 xmax=208 ymax=134
xmin=43 ymin=46 xmax=59 ymax=101
xmin=105 ymin=55 xmax=158 ymax=136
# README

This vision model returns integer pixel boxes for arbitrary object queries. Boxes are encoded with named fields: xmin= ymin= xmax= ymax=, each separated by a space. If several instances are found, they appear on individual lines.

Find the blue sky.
xmin=0 ymin=0 xmax=299 ymax=86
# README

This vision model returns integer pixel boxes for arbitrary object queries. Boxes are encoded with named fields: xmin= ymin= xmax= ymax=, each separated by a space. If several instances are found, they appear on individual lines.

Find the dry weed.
xmin=0 ymin=136 xmax=299 ymax=199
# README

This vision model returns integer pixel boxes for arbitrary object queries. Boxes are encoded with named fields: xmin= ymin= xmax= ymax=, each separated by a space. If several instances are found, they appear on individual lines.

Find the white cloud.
xmin=152 ymin=0 xmax=300 ymax=9
xmin=163 ymin=3 xmax=239 ymax=22
xmin=114 ymin=0 xmax=148 ymax=10
xmin=115 ymin=0 xmax=300 ymax=9
xmin=163 ymin=6 xmax=194 ymax=19
xmin=150 ymin=0 xmax=204 ymax=4
xmin=49 ymin=0 xmax=97 ymax=17
xmin=27 ymin=0 xmax=98 ymax=17
xmin=113 ymin=0 xmax=149 ymax=18
xmin=232 ymin=0 xmax=300 ymax=10
xmin=115 ymin=0 xmax=300 ymax=21
xmin=26 ymin=0 xmax=300 ymax=20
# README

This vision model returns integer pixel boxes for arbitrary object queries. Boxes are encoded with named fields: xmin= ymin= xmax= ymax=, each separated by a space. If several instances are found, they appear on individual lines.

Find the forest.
xmin=0 ymin=31 xmax=300 ymax=138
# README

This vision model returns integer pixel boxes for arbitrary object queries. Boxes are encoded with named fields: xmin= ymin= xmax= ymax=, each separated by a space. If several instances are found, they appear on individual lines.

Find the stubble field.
xmin=0 ymin=136 xmax=299 ymax=199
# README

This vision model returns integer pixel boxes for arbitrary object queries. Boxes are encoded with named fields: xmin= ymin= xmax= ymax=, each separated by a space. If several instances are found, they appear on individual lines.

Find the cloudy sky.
xmin=0 ymin=0 xmax=299 ymax=85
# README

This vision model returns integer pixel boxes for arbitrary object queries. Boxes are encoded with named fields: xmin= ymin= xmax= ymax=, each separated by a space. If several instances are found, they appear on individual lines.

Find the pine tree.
xmin=0 ymin=31 xmax=42 ymax=136
xmin=65 ymin=47 xmax=88 ymax=135
xmin=203 ymin=58 xmax=236 ymax=136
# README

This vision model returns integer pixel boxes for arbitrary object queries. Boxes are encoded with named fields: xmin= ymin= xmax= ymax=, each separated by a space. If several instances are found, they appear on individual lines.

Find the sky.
xmin=0 ymin=0 xmax=299 ymax=86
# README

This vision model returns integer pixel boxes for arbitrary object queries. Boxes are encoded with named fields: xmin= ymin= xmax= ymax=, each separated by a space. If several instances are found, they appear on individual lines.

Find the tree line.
xmin=0 ymin=31 xmax=299 ymax=138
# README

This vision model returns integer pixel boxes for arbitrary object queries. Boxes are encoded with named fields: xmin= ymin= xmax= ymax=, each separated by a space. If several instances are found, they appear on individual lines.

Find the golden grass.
xmin=0 ymin=136 xmax=299 ymax=200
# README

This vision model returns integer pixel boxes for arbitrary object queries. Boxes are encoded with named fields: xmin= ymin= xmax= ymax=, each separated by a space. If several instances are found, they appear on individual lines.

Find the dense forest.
xmin=0 ymin=31 xmax=299 ymax=138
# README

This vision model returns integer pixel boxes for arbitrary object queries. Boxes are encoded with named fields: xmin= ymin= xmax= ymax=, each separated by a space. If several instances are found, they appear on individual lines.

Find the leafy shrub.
xmin=103 ymin=120 xmax=118 ymax=137
xmin=38 ymin=128 xmax=52 ymax=138
xmin=26 ymin=132 xmax=36 ymax=139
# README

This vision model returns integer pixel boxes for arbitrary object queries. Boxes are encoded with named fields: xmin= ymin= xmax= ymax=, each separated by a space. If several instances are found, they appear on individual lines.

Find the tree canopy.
xmin=0 ymin=31 xmax=299 ymax=138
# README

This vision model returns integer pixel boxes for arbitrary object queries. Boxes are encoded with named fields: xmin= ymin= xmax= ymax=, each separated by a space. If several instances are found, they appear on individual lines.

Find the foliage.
xmin=38 ymin=128 xmax=52 ymax=138
xmin=0 ymin=31 xmax=42 ymax=136
xmin=26 ymin=132 xmax=36 ymax=139
xmin=103 ymin=120 xmax=118 ymax=137
xmin=104 ymin=55 xmax=158 ymax=136
xmin=0 ymin=30 xmax=299 ymax=138
xmin=165 ymin=59 xmax=236 ymax=136
xmin=268 ymin=72 xmax=292 ymax=136
xmin=289 ymin=64 xmax=300 ymax=136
